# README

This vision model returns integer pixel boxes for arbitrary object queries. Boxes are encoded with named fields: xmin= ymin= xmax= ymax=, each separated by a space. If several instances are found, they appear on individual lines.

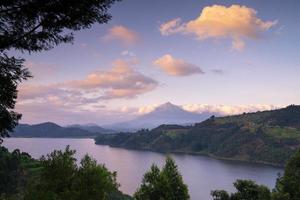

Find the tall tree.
xmin=0 ymin=0 xmax=118 ymax=142
xmin=272 ymin=149 xmax=300 ymax=200
xmin=72 ymin=154 xmax=119 ymax=200
xmin=134 ymin=156 xmax=190 ymax=200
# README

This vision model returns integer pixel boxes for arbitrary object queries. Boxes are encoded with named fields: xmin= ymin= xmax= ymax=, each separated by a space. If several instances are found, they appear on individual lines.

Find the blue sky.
xmin=16 ymin=0 xmax=300 ymax=125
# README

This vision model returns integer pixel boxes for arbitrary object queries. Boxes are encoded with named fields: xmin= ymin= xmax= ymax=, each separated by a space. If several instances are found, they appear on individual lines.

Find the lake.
xmin=3 ymin=138 xmax=283 ymax=200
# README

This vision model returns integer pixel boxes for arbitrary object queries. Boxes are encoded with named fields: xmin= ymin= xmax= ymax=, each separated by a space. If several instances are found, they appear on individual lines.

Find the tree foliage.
xmin=0 ymin=54 xmax=31 ymax=143
xmin=0 ymin=0 xmax=118 ymax=142
xmin=0 ymin=146 xmax=40 ymax=199
xmin=211 ymin=180 xmax=271 ymax=200
xmin=272 ymin=149 xmax=300 ymax=200
xmin=134 ymin=156 xmax=190 ymax=200
xmin=24 ymin=146 xmax=119 ymax=200
xmin=0 ymin=0 xmax=117 ymax=52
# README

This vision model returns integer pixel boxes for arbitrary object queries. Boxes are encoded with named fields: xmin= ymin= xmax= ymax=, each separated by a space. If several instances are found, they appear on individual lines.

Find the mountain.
xmin=103 ymin=102 xmax=215 ymax=131
xmin=95 ymin=105 xmax=300 ymax=166
xmin=11 ymin=122 xmax=101 ymax=138
xmin=67 ymin=124 xmax=114 ymax=134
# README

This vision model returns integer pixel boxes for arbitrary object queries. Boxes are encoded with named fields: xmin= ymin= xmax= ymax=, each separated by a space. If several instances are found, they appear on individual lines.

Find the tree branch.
xmin=0 ymin=22 xmax=42 ymax=50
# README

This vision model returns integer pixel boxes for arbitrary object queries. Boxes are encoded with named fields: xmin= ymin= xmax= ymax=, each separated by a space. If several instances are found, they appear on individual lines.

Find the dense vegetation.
xmin=95 ymin=105 xmax=300 ymax=166
xmin=0 ymin=146 xmax=132 ymax=200
xmin=1 ymin=144 xmax=300 ymax=200
xmin=0 ymin=146 xmax=40 ymax=199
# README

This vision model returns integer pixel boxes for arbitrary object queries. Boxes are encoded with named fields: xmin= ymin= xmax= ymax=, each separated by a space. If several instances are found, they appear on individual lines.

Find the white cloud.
xmin=16 ymin=100 xmax=283 ymax=126
xmin=159 ymin=5 xmax=277 ymax=50
xmin=154 ymin=54 xmax=204 ymax=76
xmin=137 ymin=104 xmax=160 ymax=115
xmin=181 ymin=104 xmax=280 ymax=115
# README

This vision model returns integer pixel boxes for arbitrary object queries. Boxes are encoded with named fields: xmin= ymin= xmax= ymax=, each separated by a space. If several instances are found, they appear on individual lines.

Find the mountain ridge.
xmin=103 ymin=102 xmax=215 ymax=131
xmin=11 ymin=122 xmax=109 ymax=138
xmin=95 ymin=105 xmax=300 ymax=166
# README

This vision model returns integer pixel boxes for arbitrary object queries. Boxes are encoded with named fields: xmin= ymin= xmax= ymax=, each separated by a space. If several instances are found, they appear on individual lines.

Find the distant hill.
xmin=11 ymin=122 xmax=103 ymax=138
xmin=67 ymin=124 xmax=114 ymax=134
xmin=103 ymin=102 xmax=215 ymax=131
xmin=95 ymin=105 xmax=300 ymax=166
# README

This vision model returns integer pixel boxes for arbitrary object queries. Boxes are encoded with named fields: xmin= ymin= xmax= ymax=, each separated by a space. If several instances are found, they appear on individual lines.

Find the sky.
xmin=14 ymin=0 xmax=300 ymax=125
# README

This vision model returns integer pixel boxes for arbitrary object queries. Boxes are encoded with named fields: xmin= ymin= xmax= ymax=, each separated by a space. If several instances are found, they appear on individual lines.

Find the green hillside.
xmin=95 ymin=105 xmax=300 ymax=166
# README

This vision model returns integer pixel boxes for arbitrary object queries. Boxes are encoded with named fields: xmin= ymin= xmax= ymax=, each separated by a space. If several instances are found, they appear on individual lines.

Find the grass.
xmin=264 ymin=126 xmax=300 ymax=139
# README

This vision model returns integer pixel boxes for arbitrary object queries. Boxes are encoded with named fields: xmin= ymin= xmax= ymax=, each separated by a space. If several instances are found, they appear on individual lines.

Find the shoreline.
xmin=5 ymin=137 xmax=284 ymax=168
xmin=94 ymin=142 xmax=285 ymax=168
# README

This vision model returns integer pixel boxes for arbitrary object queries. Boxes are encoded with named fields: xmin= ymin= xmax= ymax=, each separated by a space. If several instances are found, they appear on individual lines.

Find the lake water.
xmin=3 ymin=138 xmax=283 ymax=200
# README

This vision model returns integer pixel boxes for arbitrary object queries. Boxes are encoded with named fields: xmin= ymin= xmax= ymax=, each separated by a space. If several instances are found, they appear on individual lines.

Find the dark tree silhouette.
xmin=0 ymin=54 xmax=31 ymax=142
xmin=134 ymin=156 xmax=190 ymax=200
xmin=0 ymin=0 xmax=119 ymax=142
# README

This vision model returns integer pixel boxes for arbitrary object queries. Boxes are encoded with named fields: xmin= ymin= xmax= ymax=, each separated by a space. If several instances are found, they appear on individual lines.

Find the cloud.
xmin=137 ymin=104 xmax=160 ymax=115
xmin=159 ymin=5 xmax=277 ymax=50
xmin=19 ymin=59 xmax=158 ymax=105
xmin=159 ymin=18 xmax=185 ymax=36
xmin=121 ymin=50 xmax=136 ymax=57
xmin=103 ymin=25 xmax=139 ymax=46
xmin=66 ymin=60 xmax=157 ymax=99
xmin=154 ymin=54 xmax=204 ymax=76
xmin=181 ymin=104 xmax=280 ymax=116
xmin=16 ymin=98 xmax=283 ymax=126
xmin=16 ymin=101 xmax=138 ymax=125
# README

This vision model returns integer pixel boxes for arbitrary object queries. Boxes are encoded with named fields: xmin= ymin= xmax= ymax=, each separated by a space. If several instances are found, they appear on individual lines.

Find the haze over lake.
xmin=3 ymin=138 xmax=283 ymax=200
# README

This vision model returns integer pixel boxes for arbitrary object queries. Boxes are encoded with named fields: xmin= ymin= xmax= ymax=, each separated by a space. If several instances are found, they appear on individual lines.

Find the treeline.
xmin=1 ymin=146 xmax=300 ymax=200
xmin=0 ymin=146 xmax=131 ymax=200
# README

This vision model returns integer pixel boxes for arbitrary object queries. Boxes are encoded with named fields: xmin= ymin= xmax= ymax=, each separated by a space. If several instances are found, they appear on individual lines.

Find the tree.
xmin=211 ymin=190 xmax=230 ymax=200
xmin=272 ymin=149 xmax=300 ymax=200
xmin=73 ymin=154 xmax=119 ymax=200
xmin=211 ymin=149 xmax=300 ymax=200
xmin=24 ymin=146 xmax=78 ymax=199
xmin=0 ymin=55 xmax=31 ymax=143
xmin=134 ymin=156 xmax=190 ymax=200
xmin=0 ymin=146 xmax=37 ymax=199
xmin=0 ymin=0 xmax=118 ymax=142
xmin=24 ymin=146 xmax=119 ymax=200
xmin=211 ymin=180 xmax=271 ymax=200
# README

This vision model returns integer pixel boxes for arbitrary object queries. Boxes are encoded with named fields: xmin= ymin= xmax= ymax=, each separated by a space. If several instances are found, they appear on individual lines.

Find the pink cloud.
xmin=19 ymin=59 xmax=158 ymax=105
xmin=154 ymin=54 xmax=204 ymax=76
xmin=159 ymin=5 xmax=277 ymax=51
xmin=103 ymin=25 xmax=140 ymax=46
